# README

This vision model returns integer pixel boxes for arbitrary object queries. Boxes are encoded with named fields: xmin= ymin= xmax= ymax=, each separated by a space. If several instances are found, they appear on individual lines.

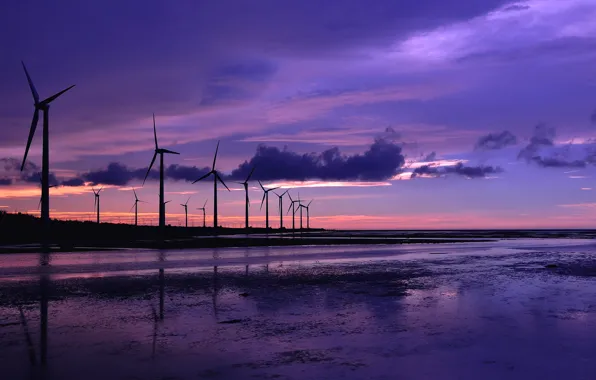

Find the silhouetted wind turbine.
xmin=287 ymin=192 xmax=300 ymax=231
xmin=130 ymin=188 xmax=146 ymax=226
xmin=143 ymin=114 xmax=180 ymax=231
xmin=237 ymin=166 xmax=256 ymax=229
xmin=37 ymin=174 xmax=56 ymax=210
xmin=300 ymin=200 xmax=313 ymax=229
xmin=197 ymin=200 xmax=207 ymax=228
xmin=259 ymin=181 xmax=279 ymax=229
xmin=180 ymin=196 xmax=191 ymax=227
xmin=92 ymin=187 xmax=103 ymax=223
xmin=21 ymin=62 xmax=75 ymax=245
xmin=273 ymin=190 xmax=289 ymax=229
xmin=192 ymin=141 xmax=230 ymax=228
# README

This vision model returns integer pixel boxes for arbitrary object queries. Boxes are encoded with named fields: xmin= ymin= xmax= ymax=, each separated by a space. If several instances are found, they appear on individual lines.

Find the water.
xmin=1 ymin=238 xmax=596 ymax=379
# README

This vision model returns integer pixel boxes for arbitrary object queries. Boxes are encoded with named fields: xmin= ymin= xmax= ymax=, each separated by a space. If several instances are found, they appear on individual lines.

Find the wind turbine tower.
xmin=192 ymin=141 xmax=230 ymax=228
xmin=143 ymin=114 xmax=180 ymax=231
xmin=197 ymin=200 xmax=207 ymax=228
xmin=180 ymin=197 xmax=191 ymax=227
xmin=20 ymin=62 xmax=75 ymax=245
xmin=259 ymin=181 xmax=279 ymax=229
xmin=238 ymin=167 xmax=256 ymax=229
xmin=92 ymin=187 xmax=103 ymax=224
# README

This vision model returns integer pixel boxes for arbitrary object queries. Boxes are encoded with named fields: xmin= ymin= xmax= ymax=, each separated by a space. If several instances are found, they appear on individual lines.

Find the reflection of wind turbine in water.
xmin=193 ymin=141 xmax=230 ymax=229
xmin=259 ymin=181 xmax=279 ymax=229
xmin=21 ymin=62 xmax=75 ymax=248
xmin=273 ymin=190 xmax=289 ymax=229
xmin=237 ymin=166 xmax=256 ymax=229
xmin=92 ymin=187 xmax=103 ymax=224
xmin=143 ymin=114 xmax=180 ymax=231
xmin=197 ymin=200 xmax=207 ymax=228
xmin=180 ymin=196 xmax=191 ymax=227
xmin=212 ymin=265 xmax=219 ymax=318
xmin=130 ymin=188 xmax=146 ymax=226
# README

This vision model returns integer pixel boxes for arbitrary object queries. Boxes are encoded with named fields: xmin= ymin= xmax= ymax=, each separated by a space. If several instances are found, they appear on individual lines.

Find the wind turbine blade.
xmin=153 ymin=113 xmax=158 ymax=149
xmin=287 ymin=203 xmax=293 ymax=214
xmin=133 ymin=188 xmax=138 ymax=200
xmin=258 ymin=180 xmax=265 ymax=191
xmin=212 ymin=141 xmax=220 ymax=171
xmin=217 ymin=173 xmax=230 ymax=191
xmin=246 ymin=166 xmax=256 ymax=182
xmin=287 ymin=192 xmax=293 ymax=202
xmin=41 ymin=85 xmax=75 ymax=105
xmin=260 ymin=193 xmax=266 ymax=210
xmin=130 ymin=203 xmax=136 ymax=212
xmin=192 ymin=171 xmax=212 ymax=184
xmin=144 ymin=152 xmax=158 ymax=185
xmin=21 ymin=109 xmax=39 ymax=171
xmin=281 ymin=189 xmax=289 ymax=196
xmin=98 ymin=186 xmax=103 ymax=193
xmin=38 ymin=198 xmax=42 ymax=210
xmin=161 ymin=149 xmax=180 ymax=155
xmin=271 ymin=187 xmax=280 ymax=191
xmin=203 ymin=200 xmax=207 ymax=208
xmin=180 ymin=204 xmax=185 ymax=207
xmin=21 ymin=61 xmax=39 ymax=103
xmin=186 ymin=196 xmax=191 ymax=205
xmin=307 ymin=200 xmax=313 ymax=207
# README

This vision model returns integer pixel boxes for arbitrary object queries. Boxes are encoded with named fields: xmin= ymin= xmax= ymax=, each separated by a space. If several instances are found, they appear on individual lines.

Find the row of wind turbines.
xmin=20 ymin=62 xmax=313 ymax=233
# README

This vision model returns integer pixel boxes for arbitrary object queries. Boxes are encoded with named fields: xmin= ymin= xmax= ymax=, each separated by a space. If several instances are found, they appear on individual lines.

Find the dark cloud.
xmin=82 ymin=163 xmax=155 ymax=186
xmin=165 ymin=165 xmax=209 ymax=182
xmin=0 ymin=178 xmax=12 ymax=186
xmin=411 ymin=162 xmax=502 ymax=179
xmin=61 ymin=178 xmax=85 ymax=187
xmin=422 ymin=152 xmax=437 ymax=161
xmin=475 ymin=130 xmax=517 ymax=151
xmin=230 ymin=138 xmax=405 ymax=181
xmin=517 ymin=125 xmax=590 ymax=168
xmin=0 ymin=157 xmax=59 ymax=186
xmin=517 ymin=123 xmax=555 ymax=161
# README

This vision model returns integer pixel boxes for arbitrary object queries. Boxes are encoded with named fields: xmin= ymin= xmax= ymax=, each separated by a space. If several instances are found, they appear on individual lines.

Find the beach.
xmin=1 ymin=238 xmax=596 ymax=379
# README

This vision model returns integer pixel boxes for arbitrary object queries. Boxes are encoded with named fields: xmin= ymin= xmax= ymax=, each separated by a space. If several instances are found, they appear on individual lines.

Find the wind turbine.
xmin=301 ymin=200 xmax=313 ymax=229
xmin=92 ymin=187 xmax=103 ymax=224
xmin=192 ymin=141 xmax=230 ymax=228
xmin=273 ymin=190 xmax=289 ymax=229
xmin=180 ymin=197 xmax=191 ymax=227
xmin=143 ymin=114 xmax=180 ymax=231
xmin=130 ymin=188 xmax=146 ymax=226
xmin=20 ymin=62 xmax=75 ymax=244
xmin=287 ymin=192 xmax=301 ymax=231
xmin=237 ymin=166 xmax=256 ymax=229
xmin=197 ymin=200 xmax=207 ymax=228
xmin=259 ymin=181 xmax=279 ymax=229
xmin=37 ymin=174 xmax=56 ymax=211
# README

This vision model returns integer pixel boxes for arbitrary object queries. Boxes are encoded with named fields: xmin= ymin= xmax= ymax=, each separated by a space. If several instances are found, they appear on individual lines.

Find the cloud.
xmin=0 ymin=178 xmax=12 ymax=186
xmin=58 ymin=136 xmax=406 ymax=185
xmin=422 ymin=152 xmax=437 ymax=161
xmin=517 ymin=124 xmax=594 ymax=168
xmin=591 ymin=108 xmax=596 ymax=124
xmin=230 ymin=137 xmax=405 ymax=181
xmin=61 ymin=178 xmax=85 ymax=187
xmin=475 ymin=130 xmax=517 ymax=150
xmin=411 ymin=162 xmax=502 ymax=178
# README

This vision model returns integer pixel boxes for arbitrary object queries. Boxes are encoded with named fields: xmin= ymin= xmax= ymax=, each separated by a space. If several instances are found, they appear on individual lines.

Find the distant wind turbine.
xmin=130 ymin=188 xmax=146 ymax=226
xmin=273 ymin=190 xmax=289 ymax=229
xmin=20 ymin=61 xmax=75 ymax=243
xmin=287 ymin=192 xmax=300 ymax=231
xmin=92 ymin=187 xmax=103 ymax=224
xmin=192 ymin=141 xmax=230 ymax=228
xmin=197 ymin=200 xmax=207 ymax=228
xmin=180 ymin=197 xmax=191 ymax=227
xmin=300 ymin=200 xmax=313 ymax=229
xmin=143 ymin=114 xmax=180 ymax=231
xmin=259 ymin=181 xmax=279 ymax=229
xmin=237 ymin=166 xmax=256 ymax=229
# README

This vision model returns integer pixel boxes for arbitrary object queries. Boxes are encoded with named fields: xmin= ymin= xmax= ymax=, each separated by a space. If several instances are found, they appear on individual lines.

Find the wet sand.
xmin=1 ymin=239 xmax=596 ymax=379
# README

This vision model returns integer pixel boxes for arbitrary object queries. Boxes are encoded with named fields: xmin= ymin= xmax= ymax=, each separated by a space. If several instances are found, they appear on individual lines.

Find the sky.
xmin=1 ymin=0 xmax=596 ymax=229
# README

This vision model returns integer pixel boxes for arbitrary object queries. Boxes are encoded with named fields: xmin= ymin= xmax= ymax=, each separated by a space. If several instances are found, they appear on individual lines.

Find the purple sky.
xmin=1 ymin=0 xmax=596 ymax=229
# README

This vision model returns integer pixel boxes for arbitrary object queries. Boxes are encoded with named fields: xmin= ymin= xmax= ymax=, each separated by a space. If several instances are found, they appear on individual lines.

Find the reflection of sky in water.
xmin=2 ymin=240 xmax=596 ymax=379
